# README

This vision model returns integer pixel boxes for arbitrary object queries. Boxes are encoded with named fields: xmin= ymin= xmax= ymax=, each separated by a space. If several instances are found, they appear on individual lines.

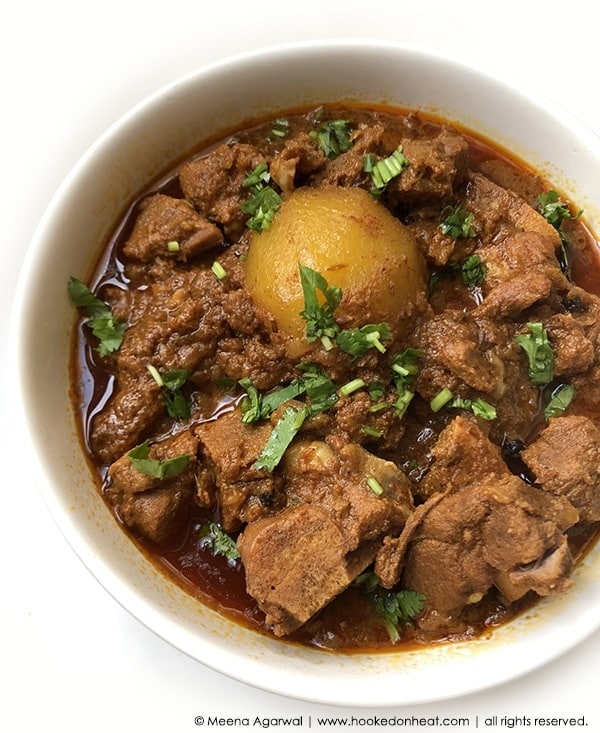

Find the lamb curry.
xmin=69 ymin=104 xmax=600 ymax=651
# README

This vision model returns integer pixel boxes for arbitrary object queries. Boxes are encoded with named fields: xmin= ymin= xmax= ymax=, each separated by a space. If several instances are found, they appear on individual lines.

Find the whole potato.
xmin=245 ymin=186 xmax=426 ymax=354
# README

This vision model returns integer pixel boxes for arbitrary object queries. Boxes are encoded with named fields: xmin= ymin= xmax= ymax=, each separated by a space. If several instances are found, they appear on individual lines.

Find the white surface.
xmin=3 ymin=1 xmax=600 ymax=731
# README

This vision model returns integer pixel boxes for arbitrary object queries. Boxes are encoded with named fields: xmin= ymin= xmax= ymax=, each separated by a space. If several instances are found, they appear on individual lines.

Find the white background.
xmin=3 ymin=1 xmax=600 ymax=731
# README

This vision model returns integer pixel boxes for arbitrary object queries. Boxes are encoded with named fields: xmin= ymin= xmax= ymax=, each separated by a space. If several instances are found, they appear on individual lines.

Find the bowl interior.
xmin=14 ymin=40 xmax=600 ymax=706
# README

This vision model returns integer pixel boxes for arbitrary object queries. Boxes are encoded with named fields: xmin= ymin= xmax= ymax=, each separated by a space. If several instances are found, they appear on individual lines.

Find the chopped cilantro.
xmin=439 ymin=205 xmax=477 ymax=238
xmin=338 ymin=378 xmax=366 ymax=397
xmin=268 ymin=118 xmax=290 ymax=140
xmin=537 ymin=190 xmax=581 ymax=228
xmin=366 ymin=476 xmax=384 ymax=496
xmin=241 ymin=186 xmax=282 ymax=232
xmin=239 ymin=377 xmax=305 ymax=424
xmin=241 ymin=163 xmax=282 ymax=232
xmin=450 ymin=395 xmax=497 ymax=421
xmin=199 ymin=522 xmax=240 ymax=564
xmin=211 ymin=261 xmax=227 ymax=280
xmin=355 ymin=572 xmax=426 ymax=643
xmin=337 ymin=322 xmax=391 ymax=356
xmin=515 ymin=322 xmax=554 ymax=386
xmin=68 ymin=276 xmax=127 ymax=356
xmin=298 ymin=264 xmax=342 ymax=348
xmin=430 ymin=387 xmax=453 ymax=413
xmin=309 ymin=119 xmax=352 ymax=158
xmin=254 ymin=405 xmax=308 ymax=472
xmin=147 ymin=365 xmax=192 ymax=419
xmin=128 ymin=440 xmax=191 ymax=480
xmin=460 ymin=255 xmax=486 ymax=288
xmin=544 ymin=383 xmax=575 ymax=420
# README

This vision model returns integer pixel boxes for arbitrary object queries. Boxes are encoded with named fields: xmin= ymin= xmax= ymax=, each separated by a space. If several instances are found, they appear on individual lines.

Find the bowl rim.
xmin=11 ymin=38 xmax=600 ymax=707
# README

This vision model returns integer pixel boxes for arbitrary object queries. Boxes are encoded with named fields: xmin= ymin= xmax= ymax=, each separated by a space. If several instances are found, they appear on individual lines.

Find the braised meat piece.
xmin=91 ymin=267 xmax=226 ymax=463
xmin=238 ymin=505 xmax=377 ymax=636
xmin=179 ymin=142 xmax=266 ymax=238
xmin=522 ymin=415 xmax=600 ymax=522
xmin=238 ymin=440 xmax=414 ymax=635
xmin=386 ymin=131 xmax=469 ymax=204
xmin=105 ymin=430 xmax=199 ymax=543
xmin=413 ymin=311 xmax=506 ymax=400
xmin=122 ymin=193 xmax=223 ymax=262
xmin=375 ymin=417 xmax=578 ymax=615
xmin=195 ymin=410 xmax=286 ymax=531
xmin=466 ymin=172 xmax=562 ymax=247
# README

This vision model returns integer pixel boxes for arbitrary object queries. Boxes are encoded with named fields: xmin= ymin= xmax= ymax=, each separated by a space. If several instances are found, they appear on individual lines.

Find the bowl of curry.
xmin=14 ymin=40 xmax=600 ymax=705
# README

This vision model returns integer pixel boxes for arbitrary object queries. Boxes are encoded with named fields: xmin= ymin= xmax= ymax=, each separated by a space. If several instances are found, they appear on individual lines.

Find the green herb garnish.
xmin=544 ymin=383 xmax=575 ymax=420
xmin=355 ymin=572 xmax=426 ymax=643
xmin=515 ymin=322 xmax=554 ymax=386
xmin=254 ymin=405 xmax=308 ymax=472
xmin=199 ymin=522 xmax=240 ymax=564
xmin=439 ymin=205 xmax=477 ymax=238
xmin=365 ymin=146 xmax=409 ymax=193
xmin=460 ymin=255 xmax=486 ymax=288
xmin=147 ymin=365 xmax=192 ymax=419
xmin=128 ymin=440 xmax=191 ymax=480
xmin=268 ymin=118 xmax=290 ymax=140
xmin=537 ymin=190 xmax=581 ymax=229
xmin=68 ymin=276 xmax=127 ymax=356
xmin=241 ymin=163 xmax=282 ymax=232
xmin=309 ymin=119 xmax=352 ymax=158
xmin=298 ymin=264 xmax=342 ymax=348
xmin=336 ymin=323 xmax=391 ymax=356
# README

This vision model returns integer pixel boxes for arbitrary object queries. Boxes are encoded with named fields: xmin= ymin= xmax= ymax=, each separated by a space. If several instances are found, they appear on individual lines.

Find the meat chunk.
xmin=545 ymin=313 xmax=595 ymax=376
xmin=238 ymin=440 xmax=414 ymax=635
xmin=466 ymin=172 xmax=562 ymax=248
xmin=310 ymin=124 xmax=385 ymax=188
xmin=238 ymin=504 xmax=377 ymax=636
xmin=477 ymin=231 xmax=561 ymax=290
xmin=375 ymin=417 xmax=578 ymax=615
xmin=91 ymin=268 xmax=226 ymax=463
xmin=413 ymin=311 xmax=506 ymax=400
xmin=417 ymin=415 xmax=506 ymax=499
xmin=122 ymin=193 xmax=223 ymax=262
xmin=522 ymin=415 xmax=600 ymax=522
xmin=400 ymin=475 xmax=576 ymax=612
xmin=195 ymin=410 xmax=285 ymax=530
xmin=105 ymin=430 xmax=199 ymax=543
xmin=270 ymin=132 xmax=326 ymax=193
xmin=179 ymin=143 xmax=266 ymax=239
xmin=385 ymin=131 xmax=469 ymax=204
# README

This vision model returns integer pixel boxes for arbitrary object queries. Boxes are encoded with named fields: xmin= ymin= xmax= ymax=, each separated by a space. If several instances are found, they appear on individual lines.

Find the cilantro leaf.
xmin=241 ymin=186 xmax=282 ymax=232
xmin=254 ymin=405 xmax=308 ymax=472
xmin=239 ymin=377 xmax=305 ymax=424
xmin=199 ymin=522 xmax=240 ymax=564
xmin=439 ymin=205 xmax=477 ymax=238
xmin=460 ymin=255 xmax=486 ymax=288
xmin=537 ymin=190 xmax=580 ymax=228
xmin=128 ymin=440 xmax=191 ymax=480
xmin=147 ymin=366 xmax=192 ymax=419
xmin=515 ymin=322 xmax=554 ymax=386
xmin=337 ymin=323 xmax=392 ymax=356
xmin=68 ymin=276 xmax=126 ymax=356
xmin=544 ymin=383 xmax=575 ymax=420
xmin=298 ymin=264 xmax=342 ymax=347
xmin=355 ymin=572 xmax=426 ymax=643
xmin=241 ymin=163 xmax=282 ymax=232
xmin=309 ymin=119 xmax=352 ymax=158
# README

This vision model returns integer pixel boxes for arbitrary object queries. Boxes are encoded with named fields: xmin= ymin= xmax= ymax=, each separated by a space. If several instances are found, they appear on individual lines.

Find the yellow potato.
xmin=244 ymin=186 xmax=426 ymax=353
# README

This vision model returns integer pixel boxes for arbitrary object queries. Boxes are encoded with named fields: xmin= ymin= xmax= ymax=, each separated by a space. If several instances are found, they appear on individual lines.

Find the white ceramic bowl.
xmin=13 ymin=40 xmax=600 ymax=707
